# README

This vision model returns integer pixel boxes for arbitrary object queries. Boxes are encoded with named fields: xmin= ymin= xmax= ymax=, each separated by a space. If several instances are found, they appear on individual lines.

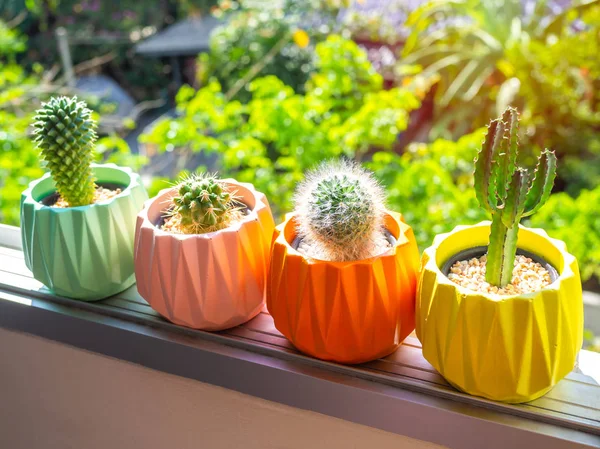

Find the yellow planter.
xmin=416 ymin=221 xmax=583 ymax=403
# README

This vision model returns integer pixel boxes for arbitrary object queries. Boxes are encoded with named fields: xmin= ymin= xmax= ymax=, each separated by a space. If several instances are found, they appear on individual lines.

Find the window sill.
xmin=0 ymin=223 xmax=598 ymax=448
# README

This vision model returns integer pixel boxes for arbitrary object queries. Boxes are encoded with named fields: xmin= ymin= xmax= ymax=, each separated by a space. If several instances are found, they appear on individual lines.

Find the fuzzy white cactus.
xmin=294 ymin=160 xmax=388 ymax=262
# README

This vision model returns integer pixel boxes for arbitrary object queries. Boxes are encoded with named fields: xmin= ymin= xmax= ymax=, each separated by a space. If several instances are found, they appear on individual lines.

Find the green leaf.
xmin=440 ymin=59 xmax=482 ymax=106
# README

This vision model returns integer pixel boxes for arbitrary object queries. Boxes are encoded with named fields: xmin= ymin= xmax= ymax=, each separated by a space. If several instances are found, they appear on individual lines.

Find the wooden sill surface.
xmin=0 ymin=223 xmax=598 ymax=448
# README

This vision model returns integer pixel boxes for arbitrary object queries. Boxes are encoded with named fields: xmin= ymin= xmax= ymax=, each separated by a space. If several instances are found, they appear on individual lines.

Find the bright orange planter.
xmin=267 ymin=212 xmax=420 ymax=364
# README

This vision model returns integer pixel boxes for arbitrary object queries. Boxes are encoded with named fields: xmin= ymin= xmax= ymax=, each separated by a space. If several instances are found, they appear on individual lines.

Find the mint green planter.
xmin=20 ymin=164 xmax=148 ymax=301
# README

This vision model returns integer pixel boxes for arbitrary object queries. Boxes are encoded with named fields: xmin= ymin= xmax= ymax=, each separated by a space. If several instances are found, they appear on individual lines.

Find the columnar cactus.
xmin=294 ymin=160 xmax=387 ymax=262
xmin=170 ymin=174 xmax=241 ymax=234
xmin=33 ymin=96 xmax=97 ymax=206
xmin=475 ymin=107 xmax=557 ymax=287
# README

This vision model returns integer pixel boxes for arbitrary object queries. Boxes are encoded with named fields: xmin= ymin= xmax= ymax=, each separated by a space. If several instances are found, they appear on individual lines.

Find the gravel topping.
xmin=53 ymin=186 xmax=121 ymax=208
xmin=447 ymin=254 xmax=552 ymax=296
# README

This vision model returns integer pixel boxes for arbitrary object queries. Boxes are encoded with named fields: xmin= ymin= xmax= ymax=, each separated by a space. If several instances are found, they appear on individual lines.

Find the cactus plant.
xmin=167 ymin=173 xmax=242 ymax=234
xmin=474 ymin=107 xmax=557 ymax=287
xmin=33 ymin=96 xmax=97 ymax=207
xmin=294 ymin=160 xmax=387 ymax=262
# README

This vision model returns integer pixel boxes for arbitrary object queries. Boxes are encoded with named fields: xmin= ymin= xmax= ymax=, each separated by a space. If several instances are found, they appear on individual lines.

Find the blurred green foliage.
xmin=95 ymin=133 xmax=147 ymax=171
xmin=400 ymin=0 xmax=600 ymax=182
xmin=502 ymin=5 xmax=600 ymax=194
xmin=529 ymin=185 xmax=600 ymax=283
xmin=209 ymin=9 xmax=312 ymax=101
xmin=0 ymin=109 xmax=44 ymax=225
xmin=0 ymin=24 xmax=44 ymax=225
xmin=368 ymin=129 xmax=488 ymax=250
xmin=31 ymin=0 xmax=174 ymax=100
xmin=0 ymin=18 xmax=26 ymax=57
xmin=142 ymin=35 xmax=421 ymax=215
xmin=0 ymin=19 xmax=142 ymax=225
xmin=2 ymin=0 xmax=220 ymax=100
xmin=584 ymin=329 xmax=600 ymax=352
xmin=207 ymin=0 xmax=346 ymax=102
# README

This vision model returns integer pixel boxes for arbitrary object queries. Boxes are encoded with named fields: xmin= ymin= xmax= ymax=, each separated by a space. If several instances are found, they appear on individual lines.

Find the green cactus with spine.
xmin=475 ymin=107 xmax=557 ymax=287
xmin=295 ymin=160 xmax=387 ymax=262
xmin=33 ymin=96 xmax=97 ymax=207
xmin=169 ymin=174 xmax=241 ymax=234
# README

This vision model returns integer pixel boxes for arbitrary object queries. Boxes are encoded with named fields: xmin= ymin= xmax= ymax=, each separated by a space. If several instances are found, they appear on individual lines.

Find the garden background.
xmin=1 ymin=0 xmax=599 ymax=347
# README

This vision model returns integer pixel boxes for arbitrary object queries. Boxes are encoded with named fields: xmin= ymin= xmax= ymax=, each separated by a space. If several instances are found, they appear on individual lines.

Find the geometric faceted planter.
xmin=416 ymin=221 xmax=584 ymax=403
xmin=20 ymin=163 xmax=149 ymax=301
xmin=267 ymin=211 xmax=420 ymax=364
xmin=134 ymin=179 xmax=275 ymax=331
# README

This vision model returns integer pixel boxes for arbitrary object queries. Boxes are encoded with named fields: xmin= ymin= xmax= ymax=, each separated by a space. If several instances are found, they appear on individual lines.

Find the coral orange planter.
xmin=134 ymin=180 xmax=275 ymax=331
xmin=267 ymin=212 xmax=420 ymax=364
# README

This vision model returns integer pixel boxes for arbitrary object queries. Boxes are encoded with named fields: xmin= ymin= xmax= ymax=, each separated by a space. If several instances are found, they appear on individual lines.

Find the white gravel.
xmin=447 ymin=254 xmax=552 ymax=295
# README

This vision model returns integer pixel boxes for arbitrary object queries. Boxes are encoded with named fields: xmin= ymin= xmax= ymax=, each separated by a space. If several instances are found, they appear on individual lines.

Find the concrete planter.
xmin=417 ymin=221 xmax=584 ymax=403
xmin=267 ymin=211 xmax=420 ymax=364
xmin=134 ymin=180 xmax=274 ymax=331
xmin=20 ymin=164 xmax=148 ymax=300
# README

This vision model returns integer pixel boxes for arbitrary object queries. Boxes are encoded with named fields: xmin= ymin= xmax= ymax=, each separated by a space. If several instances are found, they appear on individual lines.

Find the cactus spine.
xmin=169 ymin=174 xmax=242 ymax=234
xmin=294 ymin=160 xmax=387 ymax=262
xmin=474 ymin=107 xmax=557 ymax=287
xmin=33 ymin=96 xmax=97 ymax=206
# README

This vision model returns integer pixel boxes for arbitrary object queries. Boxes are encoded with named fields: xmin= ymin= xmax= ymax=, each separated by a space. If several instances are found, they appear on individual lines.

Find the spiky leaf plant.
xmin=475 ymin=107 xmax=557 ymax=287
xmin=33 ymin=96 xmax=97 ymax=207
xmin=168 ymin=174 xmax=242 ymax=234
xmin=294 ymin=160 xmax=387 ymax=262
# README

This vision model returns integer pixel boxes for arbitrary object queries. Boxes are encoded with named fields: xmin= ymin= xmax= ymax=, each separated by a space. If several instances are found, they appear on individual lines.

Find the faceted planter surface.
xmin=20 ymin=164 xmax=148 ymax=301
xmin=135 ymin=180 xmax=275 ymax=331
xmin=416 ymin=221 xmax=583 ymax=403
xmin=267 ymin=212 xmax=420 ymax=364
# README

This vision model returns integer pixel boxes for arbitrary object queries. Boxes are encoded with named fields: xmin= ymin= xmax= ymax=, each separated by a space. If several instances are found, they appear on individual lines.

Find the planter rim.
xmin=22 ymin=163 xmax=141 ymax=212
xmin=137 ymin=178 xmax=269 ymax=240
xmin=424 ymin=221 xmax=578 ymax=301
xmin=273 ymin=210 xmax=413 ymax=267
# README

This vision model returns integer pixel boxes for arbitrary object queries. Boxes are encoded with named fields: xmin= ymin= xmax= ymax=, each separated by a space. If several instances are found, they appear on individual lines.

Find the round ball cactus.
xmin=33 ymin=96 xmax=97 ymax=207
xmin=294 ymin=160 xmax=387 ymax=262
xmin=169 ymin=174 xmax=241 ymax=234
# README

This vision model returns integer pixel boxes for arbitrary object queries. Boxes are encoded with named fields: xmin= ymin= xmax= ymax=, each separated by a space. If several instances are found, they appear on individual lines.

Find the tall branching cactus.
xmin=33 ymin=96 xmax=97 ymax=206
xmin=475 ymin=107 xmax=557 ymax=287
